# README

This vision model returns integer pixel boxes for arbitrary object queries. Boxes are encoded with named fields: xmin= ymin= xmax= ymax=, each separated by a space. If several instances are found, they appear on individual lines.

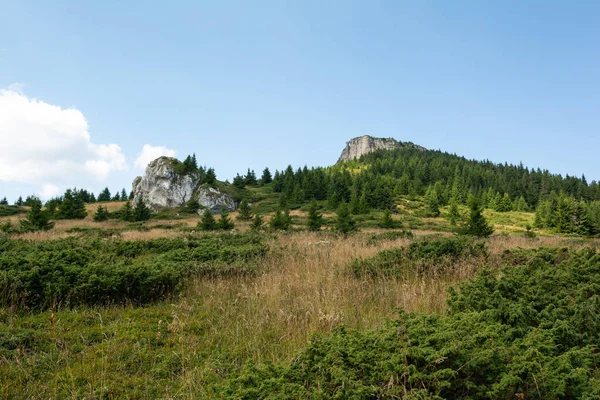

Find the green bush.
xmin=224 ymin=247 xmax=600 ymax=398
xmin=366 ymin=230 xmax=414 ymax=246
xmin=0 ymin=205 xmax=19 ymax=217
xmin=351 ymin=236 xmax=486 ymax=279
xmin=0 ymin=234 xmax=266 ymax=310
xmin=407 ymin=235 xmax=486 ymax=260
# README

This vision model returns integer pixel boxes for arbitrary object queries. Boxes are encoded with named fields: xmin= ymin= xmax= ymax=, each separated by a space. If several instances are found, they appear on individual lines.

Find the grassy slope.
xmin=1 ymin=192 xmax=597 ymax=398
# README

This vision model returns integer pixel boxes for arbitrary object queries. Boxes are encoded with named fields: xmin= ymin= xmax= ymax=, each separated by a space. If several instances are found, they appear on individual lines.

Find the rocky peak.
xmin=337 ymin=135 xmax=426 ymax=163
xmin=132 ymin=156 xmax=236 ymax=213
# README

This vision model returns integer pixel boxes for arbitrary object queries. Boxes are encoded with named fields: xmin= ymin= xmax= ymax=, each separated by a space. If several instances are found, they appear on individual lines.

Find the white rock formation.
xmin=337 ymin=135 xmax=426 ymax=162
xmin=132 ymin=157 xmax=236 ymax=213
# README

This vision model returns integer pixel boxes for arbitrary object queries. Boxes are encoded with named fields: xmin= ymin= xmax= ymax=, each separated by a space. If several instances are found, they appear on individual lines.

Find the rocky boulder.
xmin=132 ymin=157 xmax=236 ymax=213
xmin=337 ymin=135 xmax=426 ymax=162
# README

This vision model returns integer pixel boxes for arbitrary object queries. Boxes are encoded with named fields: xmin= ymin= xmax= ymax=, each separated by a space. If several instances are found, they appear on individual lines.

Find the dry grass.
xmin=181 ymin=232 xmax=483 ymax=368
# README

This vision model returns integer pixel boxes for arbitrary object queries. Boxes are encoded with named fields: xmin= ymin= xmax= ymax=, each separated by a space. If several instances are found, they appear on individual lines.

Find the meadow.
xmin=1 ymin=202 xmax=600 ymax=398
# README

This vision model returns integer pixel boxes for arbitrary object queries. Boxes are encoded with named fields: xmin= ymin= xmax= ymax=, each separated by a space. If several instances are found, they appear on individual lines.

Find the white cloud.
xmin=40 ymin=184 xmax=61 ymax=199
xmin=0 ymin=88 xmax=127 ymax=197
xmin=134 ymin=144 xmax=176 ymax=170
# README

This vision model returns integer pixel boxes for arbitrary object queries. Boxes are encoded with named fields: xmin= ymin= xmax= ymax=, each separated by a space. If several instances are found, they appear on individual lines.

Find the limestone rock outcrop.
xmin=337 ymin=135 xmax=426 ymax=162
xmin=132 ymin=157 xmax=236 ymax=213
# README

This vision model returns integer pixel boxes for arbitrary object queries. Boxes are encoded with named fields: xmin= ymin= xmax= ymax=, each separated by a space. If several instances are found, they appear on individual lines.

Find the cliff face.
xmin=132 ymin=157 xmax=236 ymax=213
xmin=337 ymin=135 xmax=425 ymax=162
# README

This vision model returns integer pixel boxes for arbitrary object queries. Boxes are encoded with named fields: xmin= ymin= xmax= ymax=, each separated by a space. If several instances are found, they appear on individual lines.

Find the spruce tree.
xmin=0 ymin=197 xmax=7 ymax=205
xmin=250 ymin=214 xmax=264 ymax=231
xmin=185 ymin=199 xmax=200 ymax=214
xmin=261 ymin=167 xmax=272 ymax=185
xmin=335 ymin=202 xmax=356 ymax=234
xmin=496 ymin=192 xmax=513 ymax=212
xmin=269 ymin=208 xmax=292 ymax=231
xmin=93 ymin=205 xmax=109 ymax=222
xmin=120 ymin=188 xmax=128 ymax=201
xmin=379 ymin=208 xmax=395 ymax=229
xmin=133 ymin=198 xmax=152 ymax=221
xmin=307 ymin=200 xmax=324 ymax=232
xmin=463 ymin=196 xmax=494 ymax=237
xmin=206 ymin=168 xmax=217 ymax=184
xmin=57 ymin=189 xmax=88 ymax=219
xmin=237 ymin=199 xmax=253 ymax=221
xmin=97 ymin=187 xmax=111 ymax=202
xmin=218 ymin=208 xmax=235 ymax=230
xmin=20 ymin=199 xmax=54 ymax=232
xmin=15 ymin=196 xmax=23 ymax=206
xmin=448 ymin=198 xmax=460 ymax=226
xmin=245 ymin=169 xmax=258 ymax=186
xmin=199 ymin=209 xmax=217 ymax=230
xmin=424 ymin=185 xmax=440 ymax=217
xmin=119 ymin=201 xmax=134 ymax=222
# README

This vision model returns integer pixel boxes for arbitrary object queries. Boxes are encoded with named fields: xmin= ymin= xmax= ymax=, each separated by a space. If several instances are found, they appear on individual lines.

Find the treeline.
xmin=535 ymin=192 xmax=600 ymax=235
xmin=6 ymin=187 xmax=131 ymax=209
xmin=243 ymin=146 xmax=599 ymax=214
xmin=171 ymin=154 xmax=218 ymax=184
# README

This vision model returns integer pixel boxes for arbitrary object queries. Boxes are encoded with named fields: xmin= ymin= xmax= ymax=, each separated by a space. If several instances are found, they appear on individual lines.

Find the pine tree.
xmin=98 ymin=187 xmax=111 ymax=202
xmin=237 ymin=199 xmax=253 ymax=221
xmin=463 ymin=196 xmax=494 ymax=237
xmin=20 ymin=199 xmax=54 ymax=232
xmin=448 ymin=197 xmax=460 ymax=226
xmin=379 ymin=208 xmax=396 ymax=229
xmin=269 ymin=208 xmax=292 ymax=231
xmin=514 ymin=196 xmax=528 ymax=211
xmin=0 ymin=197 xmax=7 ymax=205
xmin=93 ymin=205 xmax=109 ymax=222
xmin=358 ymin=189 xmax=369 ymax=214
xmin=496 ymin=192 xmax=513 ymax=212
xmin=119 ymin=201 xmax=134 ymax=222
xmin=307 ymin=200 xmax=324 ymax=232
xmin=57 ymin=189 xmax=88 ymax=219
xmin=15 ymin=196 xmax=23 ymax=207
xmin=206 ymin=168 xmax=217 ymax=185
xmin=199 ymin=209 xmax=217 ymax=231
xmin=185 ymin=199 xmax=200 ymax=214
xmin=250 ymin=214 xmax=264 ymax=231
xmin=424 ymin=185 xmax=440 ymax=217
xmin=133 ymin=198 xmax=152 ymax=221
xmin=245 ymin=169 xmax=258 ymax=186
xmin=334 ymin=202 xmax=356 ymax=235
xmin=217 ymin=208 xmax=235 ymax=230
xmin=261 ymin=167 xmax=272 ymax=185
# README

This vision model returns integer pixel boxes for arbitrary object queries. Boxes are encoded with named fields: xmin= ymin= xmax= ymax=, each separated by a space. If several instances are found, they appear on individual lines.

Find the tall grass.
xmin=1 ymin=231 xmax=599 ymax=398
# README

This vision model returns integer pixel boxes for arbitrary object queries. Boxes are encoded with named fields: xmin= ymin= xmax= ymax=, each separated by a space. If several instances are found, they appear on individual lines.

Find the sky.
xmin=0 ymin=1 xmax=599 ymax=201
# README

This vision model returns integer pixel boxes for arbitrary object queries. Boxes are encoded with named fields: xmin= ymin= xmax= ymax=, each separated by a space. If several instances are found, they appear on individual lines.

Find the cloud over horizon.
xmin=0 ymin=88 xmax=127 ymax=198
xmin=134 ymin=144 xmax=176 ymax=170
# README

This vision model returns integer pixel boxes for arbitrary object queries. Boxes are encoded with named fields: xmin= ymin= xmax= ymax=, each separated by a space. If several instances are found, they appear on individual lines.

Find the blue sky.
xmin=0 ymin=1 xmax=599 ymax=201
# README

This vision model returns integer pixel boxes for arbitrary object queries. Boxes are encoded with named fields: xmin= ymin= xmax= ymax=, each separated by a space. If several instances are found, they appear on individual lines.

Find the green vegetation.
xmin=269 ymin=208 xmax=292 ymax=231
xmin=463 ymin=196 xmax=494 ymax=237
xmin=350 ymin=236 xmax=486 ymax=278
xmin=199 ymin=209 xmax=217 ymax=231
xmin=237 ymin=199 xmax=253 ymax=221
xmin=0 ymin=234 xmax=266 ymax=310
xmin=307 ymin=200 xmax=324 ymax=232
xmin=225 ymin=246 xmax=600 ymax=399
xmin=334 ymin=202 xmax=356 ymax=234
xmin=3 ymin=146 xmax=600 ymax=398
xmin=93 ymin=205 xmax=109 ymax=222
xmin=19 ymin=199 xmax=54 ymax=232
